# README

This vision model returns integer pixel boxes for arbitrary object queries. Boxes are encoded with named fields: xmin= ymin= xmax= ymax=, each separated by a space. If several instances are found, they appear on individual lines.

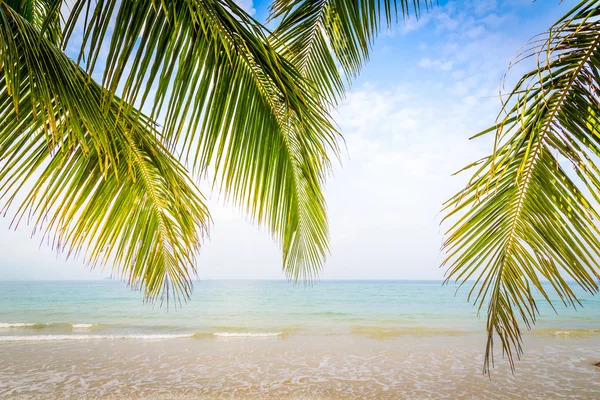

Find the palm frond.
xmin=443 ymin=0 xmax=600 ymax=373
xmin=0 ymin=1 xmax=210 ymax=302
xmin=269 ymin=0 xmax=432 ymax=103
xmin=4 ymin=0 xmax=62 ymax=44
xmin=62 ymin=0 xmax=340 ymax=281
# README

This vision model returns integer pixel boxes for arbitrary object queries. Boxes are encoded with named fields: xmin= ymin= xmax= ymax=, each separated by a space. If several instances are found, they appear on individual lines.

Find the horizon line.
xmin=0 ymin=278 xmax=448 ymax=281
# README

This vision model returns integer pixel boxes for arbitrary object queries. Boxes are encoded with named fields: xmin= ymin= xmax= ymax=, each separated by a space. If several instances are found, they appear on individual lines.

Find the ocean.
xmin=1 ymin=280 xmax=600 ymax=398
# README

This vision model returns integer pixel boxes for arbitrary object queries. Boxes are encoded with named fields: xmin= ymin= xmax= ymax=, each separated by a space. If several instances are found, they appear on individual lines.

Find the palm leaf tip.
xmin=443 ymin=0 xmax=600 ymax=374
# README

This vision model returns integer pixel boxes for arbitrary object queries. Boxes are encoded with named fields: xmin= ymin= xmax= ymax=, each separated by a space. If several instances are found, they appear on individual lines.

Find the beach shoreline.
xmin=2 ymin=333 xmax=600 ymax=399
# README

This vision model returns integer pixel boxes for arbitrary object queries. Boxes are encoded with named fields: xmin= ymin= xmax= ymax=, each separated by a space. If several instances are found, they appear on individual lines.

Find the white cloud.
xmin=418 ymin=58 xmax=454 ymax=71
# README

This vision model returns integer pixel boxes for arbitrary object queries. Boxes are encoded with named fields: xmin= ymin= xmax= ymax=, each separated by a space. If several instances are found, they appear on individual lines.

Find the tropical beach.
xmin=3 ymin=0 xmax=600 ymax=398
xmin=3 ymin=331 xmax=600 ymax=398
xmin=1 ymin=281 xmax=600 ymax=399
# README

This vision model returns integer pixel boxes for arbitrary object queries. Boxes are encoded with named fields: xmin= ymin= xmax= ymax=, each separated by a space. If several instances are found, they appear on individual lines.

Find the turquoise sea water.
xmin=1 ymin=280 xmax=600 ymax=339
xmin=2 ymin=280 xmax=600 ymax=398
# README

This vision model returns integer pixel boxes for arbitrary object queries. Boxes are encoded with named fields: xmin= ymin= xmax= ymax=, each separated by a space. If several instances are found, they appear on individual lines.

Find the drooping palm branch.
xmin=443 ymin=0 xmax=600 ymax=373
xmin=0 ymin=1 xmax=210 ymax=302
xmin=61 ymin=0 xmax=343 ymax=281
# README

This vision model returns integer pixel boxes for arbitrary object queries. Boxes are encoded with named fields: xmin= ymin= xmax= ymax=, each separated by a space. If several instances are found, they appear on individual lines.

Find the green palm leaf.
xmin=4 ymin=0 xmax=61 ymax=44
xmin=443 ymin=0 xmax=600 ymax=373
xmin=0 ymin=1 xmax=210 ymax=302
xmin=269 ymin=0 xmax=431 ymax=103
xmin=62 ymin=0 xmax=340 ymax=280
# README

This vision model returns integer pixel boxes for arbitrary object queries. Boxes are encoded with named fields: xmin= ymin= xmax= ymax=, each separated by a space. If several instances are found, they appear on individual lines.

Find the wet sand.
xmin=1 ymin=334 xmax=600 ymax=399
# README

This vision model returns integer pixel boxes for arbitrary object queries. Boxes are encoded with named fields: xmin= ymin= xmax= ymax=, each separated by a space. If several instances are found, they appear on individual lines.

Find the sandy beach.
xmin=2 ymin=333 xmax=600 ymax=399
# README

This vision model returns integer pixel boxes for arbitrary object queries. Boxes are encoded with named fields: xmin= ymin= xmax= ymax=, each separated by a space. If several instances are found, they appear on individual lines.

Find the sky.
xmin=0 ymin=1 xmax=572 ymax=280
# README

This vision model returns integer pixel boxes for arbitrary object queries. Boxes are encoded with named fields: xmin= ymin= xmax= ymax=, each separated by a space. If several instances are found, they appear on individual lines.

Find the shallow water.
xmin=1 ymin=280 xmax=600 ymax=398
xmin=1 ymin=335 xmax=600 ymax=399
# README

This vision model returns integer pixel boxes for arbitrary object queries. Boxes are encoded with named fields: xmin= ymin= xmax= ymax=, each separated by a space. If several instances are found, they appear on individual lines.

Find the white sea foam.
xmin=554 ymin=331 xmax=571 ymax=336
xmin=0 ymin=323 xmax=44 ymax=328
xmin=0 ymin=334 xmax=193 ymax=341
xmin=71 ymin=324 xmax=95 ymax=329
xmin=213 ymin=332 xmax=283 ymax=337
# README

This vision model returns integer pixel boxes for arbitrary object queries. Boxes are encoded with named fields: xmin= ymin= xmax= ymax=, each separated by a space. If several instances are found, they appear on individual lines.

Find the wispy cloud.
xmin=418 ymin=58 xmax=453 ymax=71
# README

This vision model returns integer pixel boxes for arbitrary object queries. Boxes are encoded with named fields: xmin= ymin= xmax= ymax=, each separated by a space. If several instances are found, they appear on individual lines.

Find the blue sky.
xmin=0 ymin=1 xmax=572 ymax=280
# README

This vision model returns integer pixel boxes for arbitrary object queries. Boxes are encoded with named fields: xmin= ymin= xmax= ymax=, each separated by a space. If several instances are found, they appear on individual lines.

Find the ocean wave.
xmin=213 ymin=332 xmax=284 ymax=337
xmin=71 ymin=324 xmax=95 ymax=329
xmin=294 ymin=311 xmax=350 ymax=316
xmin=1 ymin=322 xmax=97 ymax=330
xmin=532 ymin=328 xmax=600 ymax=337
xmin=350 ymin=325 xmax=471 ymax=338
xmin=0 ymin=333 xmax=194 ymax=341
xmin=0 ymin=322 xmax=46 ymax=328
